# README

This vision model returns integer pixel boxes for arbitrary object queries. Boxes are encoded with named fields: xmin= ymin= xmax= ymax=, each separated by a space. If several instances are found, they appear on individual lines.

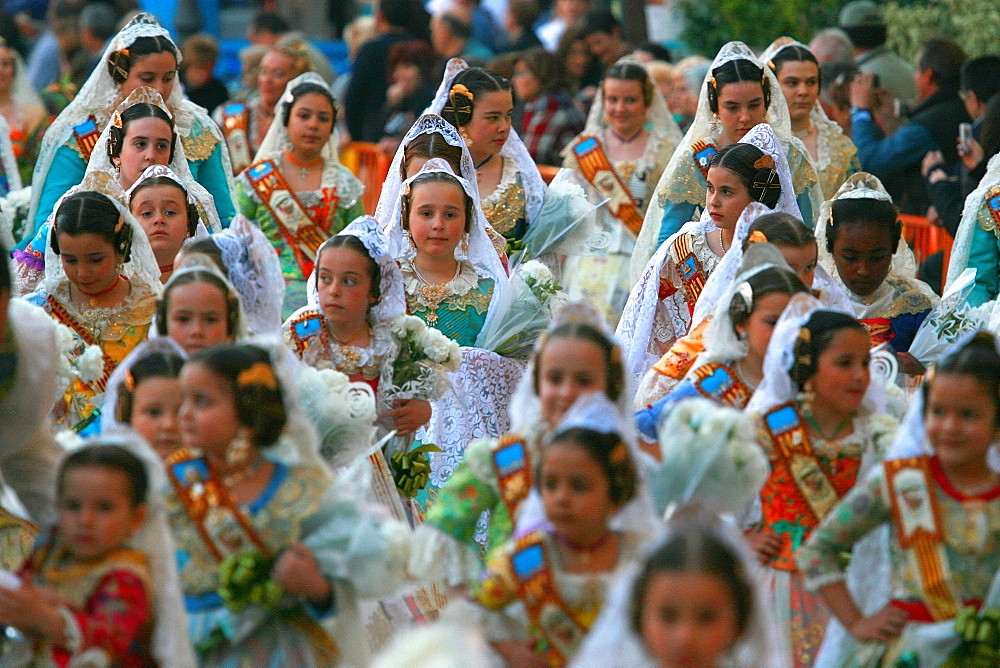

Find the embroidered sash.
xmin=71 ymin=115 xmax=101 ymax=161
xmin=861 ymin=317 xmax=894 ymax=346
xmin=286 ymin=309 xmax=324 ymax=357
xmin=491 ymin=435 xmax=532 ymax=522
xmin=690 ymin=362 xmax=751 ymax=408
xmin=691 ymin=140 xmax=717 ymax=179
xmin=885 ymin=456 xmax=960 ymax=621
xmin=221 ymin=103 xmax=252 ymax=174
xmin=668 ymin=234 xmax=707 ymax=315
xmin=45 ymin=295 xmax=115 ymax=393
xmin=571 ymin=135 xmax=644 ymax=236
xmin=510 ymin=533 xmax=590 ymax=666
xmin=651 ymin=319 xmax=709 ymax=381
xmin=245 ymin=160 xmax=337 ymax=275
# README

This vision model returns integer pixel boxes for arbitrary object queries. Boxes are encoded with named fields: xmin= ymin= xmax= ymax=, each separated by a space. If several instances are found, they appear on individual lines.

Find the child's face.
xmin=463 ymin=89 xmax=513 ymax=157
xmin=179 ymin=361 xmax=242 ymax=456
xmin=58 ymin=232 xmax=120 ymax=296
xmin=737 ymin=292 xmax=792 ymax=363
xmin=537 ymin=337 xmax=609 ymax=428
xmin=115 ymin=117 xmax=173 ymax=190
xmin=810 ymin=327 xmax=871 ymax=416
xmin=131 ymin=183 xmax=189 ymax=267
xmin=316 ymin=246 xmax=376 ymax=327
xmin=286 ymin=92 xmax=334 ymax=156
xmin=705 ymin=166 xmax=752 ymax=231
xmin=831 ymin=223 xmax=893 ymax=297
xmin=926 ymin=372 xmax=1000 ymax=472
xmin=407 ymin=180 xmax=467 ymax=262
xmin=540 ymin=440 xmax=618 ymax=543
xmin=58 ymin=466 xmax=146 ymax=562
xmin=639 ymin=570 xmax=741 ymax=667
xmin=166 ymin=280 xmax=231 ymax=355
xmin=776 ymin=242 xmax=817 ymax=288
xmin=130 ymin=376 xmax=182 ymax=459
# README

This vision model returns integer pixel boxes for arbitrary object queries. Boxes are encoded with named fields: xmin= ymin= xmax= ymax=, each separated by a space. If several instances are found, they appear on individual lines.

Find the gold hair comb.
xmin=237 ymin=362 xmax=278 ymax=390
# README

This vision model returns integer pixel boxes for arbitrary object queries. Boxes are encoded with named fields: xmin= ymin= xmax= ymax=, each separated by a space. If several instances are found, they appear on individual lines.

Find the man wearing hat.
xmin=839 ymin=0 xmax=916 ymax=105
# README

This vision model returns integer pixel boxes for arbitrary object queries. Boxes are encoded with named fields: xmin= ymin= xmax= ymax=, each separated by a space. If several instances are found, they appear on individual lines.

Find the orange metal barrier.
xmin=899 ymin=214 xmax=950 ymax=291
xmin=341 ymin=142 xmax=392 ymax=215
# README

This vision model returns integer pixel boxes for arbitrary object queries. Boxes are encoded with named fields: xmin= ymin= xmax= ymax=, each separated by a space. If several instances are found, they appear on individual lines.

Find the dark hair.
xmin=543 ymin=427 xmax=637 ymax=505
xmin=635 ymin=41 xmax=673 ymax=63
xmin=281 ymin=81 xmax=336 ymax=127
xmin=979 ymin=93 xmax=1000 ymax=163
xmin=107 ymin=35 xmax=178 ymax=85
xmin=187 ymin=344 xmax=287 ymax=448
xmin=826 ymin=197 xmax=901 ymax=254
xmin=707 ymin=58 xmax=771 ymax=114
xmin=729 ymin=266 xmax=808 ymax=334
xmin=59 ymin=444 xmax=149 ymax=507
xmin=315 ymin=235 xmax=381 ymax=303
xmin=769 ymin=43 xmax=821 ymax=88
xmin=508 ymin=0 xmax=540 ymax=30
xmin=128 ymin=176 xmax=199 ymax=238
xmin=156 ymin=269 xmax=241 ymax=338
xmin=401 ymin=171 xmax=474 ymax=233
xmin=249 ymin=10 xmax=290 ymax=35
xmin=438 ymin=12 xmax=472 ymax=41
xmin=709 ymin=143 xmax=782 ymax=209
xmin=925 ymin=331 xmax=1000 ymax=426
xmin=107 ymin=102 xmax=177 ymax=165
xmin=959 ymin=55 xmax=1000 ymax=108
xmin=388 ymin=39 xmax=434 ymax=82
xmin=440 ymin=67 xmax=512 ymax=129
xmin=604 ymin=61 xmax=654 ymax=107
xmin=180 ymin=236 xmax=227 ymax=276
xmin=788 ymin=310 xmax=868 ymax=386
xmin=630 ymin=519 xmax=754 ymax=640
xmin=917 ymin=37 xmax=966 ymax=90
xmin=378 ymin=0 xmax=417 ymax=30
xmin=80 ymin=2 xmax=118 ymax=43
xmin=51 ymin=191 xmax=132 ymax=262
xmin=517 ymin=47 xmax=566 ymax=95
xmin=0 ymin=240 xmax=9 ymax=295
xmin=401 ymin=130 xmax=464 ymax=179
xmin=744 ymin=212 xmax=815 ymax=250
xmin=841 ymin=25 xmax=887 ymax=51
xmin=115 ymin=350 xmax=185 ymax=424
xmin=820 ymin=61 xmax=858 ymax=109
xmin=579 ymin=10 xmax=619 ymax=39
xmin=532 ymin=323 xmax=625 ymax=402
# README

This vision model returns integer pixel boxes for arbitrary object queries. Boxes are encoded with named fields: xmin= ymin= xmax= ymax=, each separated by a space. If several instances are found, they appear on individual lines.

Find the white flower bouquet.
xmin=51 ymin=321 xmax=105 ymax=389
xmin=296 ymin=365 xmax=377 ymax=468
xmin=2 ymin=186 xmax=31 ymax=245
xmin=384 ymin=315 xmax=461 ymax=405
xmin=910 ymin=268 xmax=990 ymax=366
xmin=475 ymin=260 xmax=569 ymax=359
xmin=653 ymin=397 xmax=768 ymax=519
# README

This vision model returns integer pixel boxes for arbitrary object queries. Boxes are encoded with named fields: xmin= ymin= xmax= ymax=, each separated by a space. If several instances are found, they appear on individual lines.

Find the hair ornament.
xmin=450 ymin=83 xmax=473 ymax=103
xmin=767 ymin=59 xmax=776 ymax=72
xmin=736 ymin=281 xmax=754 ymax=310
xmin=120 ymin=47 xmax=130 ymax=58
xmin=443 ymin=83 xmax=475 ymax=127
xmin=754 ymin=155 xmax=776 ymax=170
xmin=793 ymin=326 xmax=812 ymax=371
xmin=112 ymin=110 xmax=123 ymax=129
xmin=747 ymin=230 xmax=768 ymax=244
xmin=114 ymin=214 xmax=125 ymax=233
xmin=124 ymin=369 xmax=135 ymax=392
xmin=708 ymin=75 xmax=717 ymax=89
xmin=237 ymin=362 xmax=278 ymax=390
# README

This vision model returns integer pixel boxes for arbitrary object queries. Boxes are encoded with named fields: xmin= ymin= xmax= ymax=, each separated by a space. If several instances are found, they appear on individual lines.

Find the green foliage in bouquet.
xmin=389 ymin=443 xmax=442 ymax=498
xmin=218 ymin=550 xmax=283 ymax=613
xmin=936 ymin=606 xmax=1000 ymax=667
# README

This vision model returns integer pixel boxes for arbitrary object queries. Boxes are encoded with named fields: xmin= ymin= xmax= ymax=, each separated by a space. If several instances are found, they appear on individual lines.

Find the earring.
xmin=708 ymin=114 xmax=723 ymax=136
xmin=797 ymin=380 xmax=815 ymax=416
xmin=460 ymin=236 xmax=469 ymax=255
xmin=460 ymin=128 xmax=473 ymax=147
xmin=226 ymin=430 xmax=252 ymax=468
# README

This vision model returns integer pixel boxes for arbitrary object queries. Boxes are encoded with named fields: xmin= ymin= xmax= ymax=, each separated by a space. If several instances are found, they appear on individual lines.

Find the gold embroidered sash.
xmin=691 ymin=140 xmax=718 ymax=179
xmin=491 ymin=435 xmax=532 ymax=522
xmin=45 ymin=295 xmax=115 ymax=393
xmin=690 ymin=362 xmax=751 ymax=408
xmin=885 ymin=456 xmax=960 ymax=621
xmin=220 ymin=103 xmax=252 ymax=174
xmin=668 ymin=234 xmax=708 ymax=315
xmin=570 ymin=135 xmax=644 ymax=236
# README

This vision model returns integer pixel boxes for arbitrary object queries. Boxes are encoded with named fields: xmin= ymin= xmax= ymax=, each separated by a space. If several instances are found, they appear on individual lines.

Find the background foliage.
xmin=884 ymin=0 xmax=1000 ymax=60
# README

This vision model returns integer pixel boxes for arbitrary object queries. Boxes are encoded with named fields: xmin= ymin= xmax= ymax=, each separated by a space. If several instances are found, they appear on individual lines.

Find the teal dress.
xmin=399 ymin=259 xmax=494 ymax=346
xmin=961 ymin=183 xmax=1000 ymax=307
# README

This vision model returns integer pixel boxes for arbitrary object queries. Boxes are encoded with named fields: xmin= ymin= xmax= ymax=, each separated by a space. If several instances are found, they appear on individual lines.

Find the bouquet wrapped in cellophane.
xmin=296 ymin=365 xmax=377 ymax=468
xmin=910 ymin=268 xmax=992 ymax=366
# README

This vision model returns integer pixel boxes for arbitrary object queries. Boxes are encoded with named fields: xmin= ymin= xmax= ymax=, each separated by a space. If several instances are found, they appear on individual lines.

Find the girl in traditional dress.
xmin=14 ymin=87 xmax=225 ymax=293
xmin=25 ymin=173 xmax=161 ymax=434
xmin=634 ymin=41 xmax=821 ymax=278
xmin=761 ymin=37 xmax=860 ymax=199
xmin=561 ymin=59 xmax=681 ymax=324
xmin=745 ymin=294 xmax=899 ymax=667
xmin=0 ymin=438 xmax=195 ymax=667
xmin=154 ymin=266 xmax=246 ymax=356
xmin=128 ymin=166 xmax=203 ymax=283
xmin=799 ymin=331 xmax=1000 ymax=666
xmin=815 ymin=173 xmax=936 ymax=375
xmin=618 ymin=123 xmax=800 ymax=389
xmin=236 ymin=72 xmax=365 ymax=317
xmin=26 ymin=13 xmax=235 ymax=243
xmin=635 ymin=249 xmax=810 ymax=442
xmin=455 ymin=392 xmax=654 ymax=666
xmin=428 ymin=59 xmax=547 ymax=251
xmin=0 ymin=38 xmax=45 ymax=185
xmin=410 ymin=304 xmax=630 ymax=588
xmin=169 ymin=342 xmax=404 ymax=666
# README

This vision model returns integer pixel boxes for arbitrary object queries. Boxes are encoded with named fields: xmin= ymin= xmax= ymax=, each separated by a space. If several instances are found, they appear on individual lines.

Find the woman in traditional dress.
xmin=427 ymin=59 xmax=547 ymax=252
xmin=24 ymin=13 xmax=235 ymax=245
xmin=236 ymin=72 xmax=365 ymax=317
xmin=213 ymin=39 xmax=313 ymax=175
xmin=0 ymin=38 xmax=45 ymax=185
xmin=24 ymin=171 xmax=161 ymax=434
xmin=561 ymin=59 xmax=681 ymax=324
xmin=633 ymin=41 xmax=821 ymax=280
xmin=761 ymin=37 xmax=860 ymax=199
xmin=946 ymin=153 xmax=1000 ymax=306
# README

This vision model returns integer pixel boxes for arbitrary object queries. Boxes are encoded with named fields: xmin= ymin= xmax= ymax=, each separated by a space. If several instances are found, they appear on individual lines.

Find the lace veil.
xmin=383 ymin=158 xmax=507 ymax=314
xmin=39 ymin=171 xmax=162 ymax=296
xmin=124 ymin=164 xmax=211 ymax=241
xmin=947 ymin=152 xmax=1000 ymax=288
xmin=29 ymin=13 xmax=233 ymax=229
xmin=96 ymin=88 xmax=223 ymax=232
xmin=423 ymin=58 xmax=546 ymax=225
xmin=252 ymin=72 xmax=363 ymax=208
xmin=157 ymin=260 xmax=250 ymax=343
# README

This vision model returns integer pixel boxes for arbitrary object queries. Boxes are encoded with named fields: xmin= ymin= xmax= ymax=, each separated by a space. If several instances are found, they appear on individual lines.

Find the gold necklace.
xmin=410 ymin=261 xmax=461 ymax=324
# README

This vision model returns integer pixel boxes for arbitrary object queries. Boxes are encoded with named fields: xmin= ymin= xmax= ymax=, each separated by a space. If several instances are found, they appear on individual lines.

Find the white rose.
xmin=75 ymin=345 xmax=105 ymax=384
xmin=521 ymin=260 xmax=552 ymax=284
